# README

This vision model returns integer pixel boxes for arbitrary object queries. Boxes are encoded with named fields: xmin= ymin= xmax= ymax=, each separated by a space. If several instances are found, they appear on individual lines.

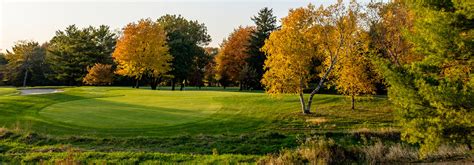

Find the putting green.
xmin=39 ymin=91 xmax=223 ymax=128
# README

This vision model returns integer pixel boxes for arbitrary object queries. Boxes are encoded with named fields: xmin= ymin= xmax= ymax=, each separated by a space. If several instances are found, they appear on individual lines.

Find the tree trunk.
xmin=150 ymin=78 xmax=160 ymax=90
xmin=180 ymin=80 xmax=185 ymax=91
xmin=135 ymin=79 xmax=140 ymax=88
xmin=22 ymin=69 xmax=28 ymax=87
xmin=351 ymin=95 xmax=355 ymax=110
xmin=299 ymin=55 xmax=337 ymax=114
xmin=239 ymin=82 xmax=243 ymax=91
xmin=171 ymin=79 xmax=176 ymax=91
xmin=299 ymin=93 xmax=310 ymax=114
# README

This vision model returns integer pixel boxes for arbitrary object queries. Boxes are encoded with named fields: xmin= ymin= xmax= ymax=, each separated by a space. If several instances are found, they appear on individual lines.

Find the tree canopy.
xmin=3 ymin=41 xmax=48 ymax=87
xmin=262 ymin=1 xmax=365 ymax=114
xmin=371 ymin=0 xmax=473 ymax=157
xmin=157 ymin=14 xmax=211 ymax=90
xmin=47 ymin=25 xmax=116 ymax=85
xmin=113 ymin=19 xmax=173 ymax=90
xmin=83 ymin=63 xmax=114 ymax=86
xmin=215 ymin=26 xmax=254 ymax=90
xmin=246 ymin=7 xmax=278 ymax=89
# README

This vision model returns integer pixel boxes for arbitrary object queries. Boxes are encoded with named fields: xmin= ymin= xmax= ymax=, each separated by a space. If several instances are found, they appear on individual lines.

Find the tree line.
xmin=0 ymin=10 xmax=276 ymax=91
xmin=0 ymin=0 xmax=472 ymax=157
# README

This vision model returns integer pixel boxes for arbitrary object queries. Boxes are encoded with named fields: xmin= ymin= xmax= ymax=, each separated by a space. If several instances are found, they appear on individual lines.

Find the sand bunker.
xmin=20 ymin=88 xmax=63 ymax=95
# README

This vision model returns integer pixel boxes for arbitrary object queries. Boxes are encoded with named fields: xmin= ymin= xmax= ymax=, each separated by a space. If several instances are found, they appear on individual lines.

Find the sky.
xmin=0 ymin=0 xmax=372 ymax=53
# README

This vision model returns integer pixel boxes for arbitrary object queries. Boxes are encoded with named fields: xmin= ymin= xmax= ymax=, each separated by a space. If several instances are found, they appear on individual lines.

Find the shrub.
xmin=82 ymin=63 xmax=114 ymax=85
xmin=259 ymin=137 xmax=360 ymax=164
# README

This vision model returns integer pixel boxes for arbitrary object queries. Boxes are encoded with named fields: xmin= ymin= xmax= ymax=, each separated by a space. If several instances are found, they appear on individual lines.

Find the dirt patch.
xmin=306 ymin=117 xmax=328 ymax=125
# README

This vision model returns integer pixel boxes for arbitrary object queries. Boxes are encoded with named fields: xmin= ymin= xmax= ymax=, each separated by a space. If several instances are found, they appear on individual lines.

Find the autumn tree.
xmin=246 ymin=7 xmax=278 ymax=89
xmin=262 ymin=1 xmax=364 ymax=114
xmin=4 ymin=41 xmax=48 ymax=87
xmin=333 ymin=39 xmax=377 ymax=110
xmin=83 ymin=63 xmax=114 ymax=85
xmin=47 ymin=25 xmax=116 ymax=85
xmin=332 ymin=8 xmax=377 ymax=110
xmin=157 ymin=15 xmax=211 ymax=90
xmin=372 ymin=1 xmax=473 ymax=157
xmin=215 ymin=26 xmax=254 ymax=90
xmin=203 ymin=47 xmax=218 ymax=87
xmin=113 ymin=19 xmax=173 ymax=90
xmin=367 ymin=1 xmax=419 ymax=65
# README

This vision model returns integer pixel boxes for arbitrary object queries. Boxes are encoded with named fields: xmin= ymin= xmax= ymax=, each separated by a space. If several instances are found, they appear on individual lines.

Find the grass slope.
xmin=0 ymin=88 xmax=18 ymax=96
xmin=0 ymin=86 xmax=401 ymax=162
xmin=0 ymin=87 xmax=394 ymax=137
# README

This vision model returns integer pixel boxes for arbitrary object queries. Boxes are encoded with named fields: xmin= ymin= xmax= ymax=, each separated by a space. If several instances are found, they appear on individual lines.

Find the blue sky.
xmin=0 ymin=0 xmax=372 ymax=52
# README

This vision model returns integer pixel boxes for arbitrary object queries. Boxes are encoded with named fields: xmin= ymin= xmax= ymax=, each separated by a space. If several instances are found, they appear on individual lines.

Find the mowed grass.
xmin=0 ymin=86 xmax=401 ymax=163
xmin=0 ymin=86 xmax=394 ymax=138
xmin=40 ymin=91 xmax=223 ymax=128
xmin=0 ymin=88 xmax=18 ymax=96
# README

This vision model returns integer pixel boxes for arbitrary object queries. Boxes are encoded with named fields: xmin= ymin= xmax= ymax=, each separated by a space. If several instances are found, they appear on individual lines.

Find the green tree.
xmin=47 ymin=25 xmax=116 ymax=85
xmin=188 ymin=47 xmax=208 ymax=89
xmin=4 ymin=41 xmax=48 ymax=87
xmin=0 ymin=53 xmax=6 ymax=64
xmin=374 ymin=1 xmax=473 ymax=157
xmin=239 ymin=64 xmax=258 ymax=90
xmin=157 ymin=15 xmax=211 ymax=90
xmin=0 ymin=53 xmax=7 ymax=85
xmin=246 ymin=7 xmax=278 ymax=89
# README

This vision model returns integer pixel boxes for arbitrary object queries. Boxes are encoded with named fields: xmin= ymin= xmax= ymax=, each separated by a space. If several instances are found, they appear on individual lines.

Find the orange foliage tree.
xmin=215 ymin=26 xmax=254 ymax=90
xmin=367 ymin=1 xmax=419 ymax=65
xmin=83 ymin=63 xmax=114 ymax=85
xmin=113 ymin=19 xmax=172 ymax=89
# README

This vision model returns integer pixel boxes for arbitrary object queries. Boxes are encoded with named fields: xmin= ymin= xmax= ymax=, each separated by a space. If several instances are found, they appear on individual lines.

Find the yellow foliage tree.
xmin=262 ymin=1 xmax=366 ymax=114
xmin=83 ymin=63 xmax=114 ymax=85
xmin=334 ymin=53 xmax=377 ymax=110
xmin=367 ymin=1 xmax=420 ymax=65
xmin=261 ymin=6 xmax=318 ymax=112
xmin=113 ymin=19 xmax=173 ymax=89
xmin=332 ymin=8 xmax=377 ymax=110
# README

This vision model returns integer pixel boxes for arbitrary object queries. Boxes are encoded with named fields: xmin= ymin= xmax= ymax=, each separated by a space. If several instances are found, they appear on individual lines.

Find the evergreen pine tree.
xmin=246 ymin=7 xmax=278 ymax=90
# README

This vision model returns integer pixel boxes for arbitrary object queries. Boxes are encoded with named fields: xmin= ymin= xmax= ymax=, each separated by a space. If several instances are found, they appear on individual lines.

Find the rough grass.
xmin=362 ymin=141 xmax=472 ymax=164
xmin=260 ymin=137 xmax=472 ymax=164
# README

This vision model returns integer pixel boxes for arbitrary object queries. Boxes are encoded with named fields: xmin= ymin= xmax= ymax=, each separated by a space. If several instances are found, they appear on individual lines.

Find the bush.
xmin=259 ymin=137 xmax=360 ymax=164
xmin=83 ymin=63 xmax=114 ymax=85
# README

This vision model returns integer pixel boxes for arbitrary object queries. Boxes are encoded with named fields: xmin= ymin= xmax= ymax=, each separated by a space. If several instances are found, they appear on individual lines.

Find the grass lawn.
xmin=0 ymin=87 xmax=394 ymax=137
xmin=0 ymin=87 xmax=19 ymax=96
xmin=0 ymin=86 xmax=397 ymax=163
